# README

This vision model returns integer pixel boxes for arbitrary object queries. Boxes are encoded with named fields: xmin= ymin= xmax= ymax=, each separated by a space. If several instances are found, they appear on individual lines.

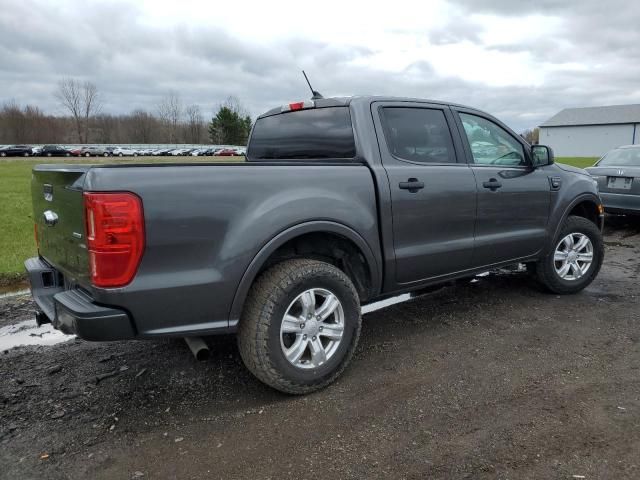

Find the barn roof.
xmin=540 ymin=104 xmax=640 ymax=127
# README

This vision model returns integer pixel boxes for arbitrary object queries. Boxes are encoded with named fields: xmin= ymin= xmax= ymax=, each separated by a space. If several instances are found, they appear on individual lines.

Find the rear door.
xmin=373 ymin=102 xmax=477 ymax=285
xmin=452 ymin=108 xmax=551 ymax=267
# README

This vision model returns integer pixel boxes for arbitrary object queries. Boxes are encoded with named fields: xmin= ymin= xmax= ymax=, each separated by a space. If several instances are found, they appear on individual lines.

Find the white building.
xmin=539 ymin=104 xmax=640 ymax=157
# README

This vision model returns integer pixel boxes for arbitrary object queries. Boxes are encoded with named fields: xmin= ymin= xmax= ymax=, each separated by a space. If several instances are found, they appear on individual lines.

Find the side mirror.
xmin=531 ymin=145 xmax=554 ymax=167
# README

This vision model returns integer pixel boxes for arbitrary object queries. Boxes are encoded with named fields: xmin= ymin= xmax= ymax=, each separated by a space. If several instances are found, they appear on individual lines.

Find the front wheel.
xmin=536 ymin=215 xmax=604 ymax=294
xmin=238 ymin=259 xmax=362 ymax=394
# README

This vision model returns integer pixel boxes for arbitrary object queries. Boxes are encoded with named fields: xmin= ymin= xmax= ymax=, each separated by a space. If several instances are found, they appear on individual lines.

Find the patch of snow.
xmin=0 ymin=320 xmax=74 ymax=350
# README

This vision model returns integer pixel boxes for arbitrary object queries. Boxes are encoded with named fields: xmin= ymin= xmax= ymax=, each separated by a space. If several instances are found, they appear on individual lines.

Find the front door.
xmin=454 ymin=110 xmax=551 ymax=267
xmin=374 ymin=103 xmax=477 ymax=285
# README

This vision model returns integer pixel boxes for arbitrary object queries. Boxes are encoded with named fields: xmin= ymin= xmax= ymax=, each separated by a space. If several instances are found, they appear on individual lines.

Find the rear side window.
xmin=248 ymin=107 xmax=356 ymax=160
xmin=380 ymin=107 xmax=457 ymax=164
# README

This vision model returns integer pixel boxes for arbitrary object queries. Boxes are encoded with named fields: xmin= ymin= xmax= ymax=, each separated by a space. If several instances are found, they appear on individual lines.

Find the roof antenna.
xmin=302 ymin=70 xmax=324 ymax=100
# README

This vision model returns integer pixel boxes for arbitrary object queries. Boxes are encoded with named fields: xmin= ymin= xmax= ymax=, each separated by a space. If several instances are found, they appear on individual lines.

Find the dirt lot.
xmin=1 ymin=217 xmax=639 ymax=480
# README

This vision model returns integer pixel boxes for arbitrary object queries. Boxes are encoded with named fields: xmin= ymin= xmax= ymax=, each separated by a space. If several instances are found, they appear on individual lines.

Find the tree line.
xmin=0 ymin=78 xmax=253 ymax=145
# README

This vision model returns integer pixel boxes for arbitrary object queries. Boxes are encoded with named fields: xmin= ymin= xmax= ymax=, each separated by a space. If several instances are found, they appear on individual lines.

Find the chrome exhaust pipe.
xmin=184 ymin=337 xmax=209 ymax=361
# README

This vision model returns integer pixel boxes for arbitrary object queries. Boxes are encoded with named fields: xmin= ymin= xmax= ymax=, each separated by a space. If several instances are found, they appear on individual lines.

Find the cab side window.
xmin=459 ymin=113 xmax=525 ymax=166
xmin=381 ymin=107 xmax=457 ymax=164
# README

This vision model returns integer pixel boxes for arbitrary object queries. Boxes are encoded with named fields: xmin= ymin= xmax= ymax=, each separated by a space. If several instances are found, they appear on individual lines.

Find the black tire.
xmin=536 ymin=215 xmax=604 ymax=294
xmin=238 ymin=259 xmax=361 ymax=394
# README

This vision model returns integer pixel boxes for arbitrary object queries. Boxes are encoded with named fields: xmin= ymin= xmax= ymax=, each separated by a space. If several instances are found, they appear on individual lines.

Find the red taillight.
xmin=83 ymin=192 xmax=145 ymax=288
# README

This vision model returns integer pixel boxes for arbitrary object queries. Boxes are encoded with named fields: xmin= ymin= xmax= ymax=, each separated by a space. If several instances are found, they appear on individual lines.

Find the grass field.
xmin=0 ymin=156 xmax=244 ymax=286
xmin=0 ymin=155 xmax=599 ymax=286
xmin=555 ymin=157 xmax=598 ymax=168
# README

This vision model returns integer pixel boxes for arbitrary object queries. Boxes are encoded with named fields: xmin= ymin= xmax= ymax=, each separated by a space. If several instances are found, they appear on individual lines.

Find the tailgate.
xmin=32 ymin=165 xmax=91 ymax=287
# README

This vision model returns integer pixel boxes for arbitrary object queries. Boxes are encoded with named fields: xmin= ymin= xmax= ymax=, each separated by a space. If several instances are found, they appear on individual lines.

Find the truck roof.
xmin=257 ymin=95 xmax=479 ymax=119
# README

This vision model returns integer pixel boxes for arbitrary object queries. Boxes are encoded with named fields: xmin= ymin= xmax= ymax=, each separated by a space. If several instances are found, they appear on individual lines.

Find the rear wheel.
xmin=238 ymin=259 xmax=361 ymax=394
xmin=536 ymin=215 xmax=603 ymax=294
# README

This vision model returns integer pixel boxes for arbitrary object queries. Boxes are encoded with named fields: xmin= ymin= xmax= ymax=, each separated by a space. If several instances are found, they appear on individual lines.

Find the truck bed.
xmin=31 ymin=162 xmax=381 ymax=338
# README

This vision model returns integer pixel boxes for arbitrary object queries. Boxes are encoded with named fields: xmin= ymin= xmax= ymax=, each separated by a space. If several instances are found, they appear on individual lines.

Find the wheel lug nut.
xmin=307 ymin=314 xmax=312 ymax=319
xmin=312 ymin=336 xmax=316 ymax=341
xmin=303 ymin=334 xmax=307 ymax=340
xmin=319 ymin=326 xmax=323 ymax=331
xmin=300 ymin=323 xmax=305 ymax=329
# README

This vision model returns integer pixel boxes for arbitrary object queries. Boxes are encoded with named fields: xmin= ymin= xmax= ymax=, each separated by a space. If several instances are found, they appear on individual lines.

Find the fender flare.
xmin=547 ymin=193 xmax=602 ymax=252
xmin=228 ymin=221 xmax=382 ymax=326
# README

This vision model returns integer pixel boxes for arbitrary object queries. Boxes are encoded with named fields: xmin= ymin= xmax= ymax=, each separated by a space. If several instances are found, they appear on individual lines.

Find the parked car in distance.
xmin=68 ymin=147 xmax=84 ymax=157
xmin=586 ymin=145 xmax=640 ymax=215
xmin=0 ymin=145 xmax=34 ymax=157
xmin=40 ymin=145 xmax=71 ymax=157
xmin=81 ymin=146 xmax=111 ymax=157
xmin=112 ymin=147 xmax=138 ymax=157
xmin=27 ymin=95 xmax=605 ymax=395
xmin=215 ymin=148 xmax=238 ymax=156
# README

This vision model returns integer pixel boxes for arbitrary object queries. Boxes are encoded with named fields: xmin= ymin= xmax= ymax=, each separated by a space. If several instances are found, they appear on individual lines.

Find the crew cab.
xmin=26 ymin=96 xmax=605 ymax=394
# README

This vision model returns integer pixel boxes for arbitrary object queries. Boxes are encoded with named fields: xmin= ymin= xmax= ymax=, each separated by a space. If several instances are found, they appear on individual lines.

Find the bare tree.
xmin=521 ymin=127 xmax=540 ymax=145
xmin=129 ymin=109 xmax=156 ymax=143
xmin=56 ymin=78 xmax=101 ymax=143
xmin=1 ymin=100 xmax=27 ymax=143
xmin=157 ymin=91 xmax=182 ymax=143
xmin=185 ymin=104 xmax=204 ymax=144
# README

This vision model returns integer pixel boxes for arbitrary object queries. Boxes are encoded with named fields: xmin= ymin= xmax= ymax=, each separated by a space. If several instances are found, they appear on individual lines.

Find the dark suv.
xmin=40 ymin=145 xmax=71 ymax=157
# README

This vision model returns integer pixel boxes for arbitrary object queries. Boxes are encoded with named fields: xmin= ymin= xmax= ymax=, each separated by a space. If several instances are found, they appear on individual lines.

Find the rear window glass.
xmin=248 ymin=107 xmax=356 ymax=160
xmin=597 ymin=148 xmax=640 ymax=166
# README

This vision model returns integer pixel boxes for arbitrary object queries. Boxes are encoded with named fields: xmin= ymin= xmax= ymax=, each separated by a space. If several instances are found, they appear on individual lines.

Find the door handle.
xmin=399 ymin=178 xmax=425 ymax=193
xmin=482 ymin=178 xmax=502 ymax=191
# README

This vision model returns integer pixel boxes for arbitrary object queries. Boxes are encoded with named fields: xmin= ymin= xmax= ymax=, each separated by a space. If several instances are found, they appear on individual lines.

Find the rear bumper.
xmin=25 ymin=257 xmax=136 ymax=341
xmin=600 ymin=192 xmax=640 ymax=215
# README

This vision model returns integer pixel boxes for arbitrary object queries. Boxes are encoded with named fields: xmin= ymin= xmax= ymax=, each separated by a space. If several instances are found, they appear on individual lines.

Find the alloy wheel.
xmin=280 ymin=288 xmax=345 ymax=369
xmin=554 ymin=232 xmax=594 ymax=281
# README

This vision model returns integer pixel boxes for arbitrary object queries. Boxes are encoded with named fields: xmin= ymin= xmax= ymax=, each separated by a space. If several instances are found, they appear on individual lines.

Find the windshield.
xmin=597 ymin=148 xmax=640 ymax=167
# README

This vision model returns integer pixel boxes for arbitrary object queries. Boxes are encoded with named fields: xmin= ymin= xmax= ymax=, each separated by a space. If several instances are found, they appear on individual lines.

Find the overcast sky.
xmin=1 ymin=0 xmax=639 ymax=132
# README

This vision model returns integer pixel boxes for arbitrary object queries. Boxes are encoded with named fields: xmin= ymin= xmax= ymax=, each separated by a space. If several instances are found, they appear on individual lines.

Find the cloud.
xmin=0 ymin=0 xmax=639 ymax=133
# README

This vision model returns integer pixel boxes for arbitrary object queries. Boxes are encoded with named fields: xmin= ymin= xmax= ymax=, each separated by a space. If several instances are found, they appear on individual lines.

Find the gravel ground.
xmin=1 ymin=216 xmax=639 ymax=480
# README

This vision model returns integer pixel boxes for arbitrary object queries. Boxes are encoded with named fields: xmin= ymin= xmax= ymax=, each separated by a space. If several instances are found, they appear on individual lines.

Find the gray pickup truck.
xmin=26 ymin=96 xmax=604 ymax=394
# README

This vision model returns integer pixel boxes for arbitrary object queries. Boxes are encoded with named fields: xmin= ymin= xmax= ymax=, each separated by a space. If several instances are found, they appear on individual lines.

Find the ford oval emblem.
xmin=43 ymin=210 xmax=59 ymax=227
